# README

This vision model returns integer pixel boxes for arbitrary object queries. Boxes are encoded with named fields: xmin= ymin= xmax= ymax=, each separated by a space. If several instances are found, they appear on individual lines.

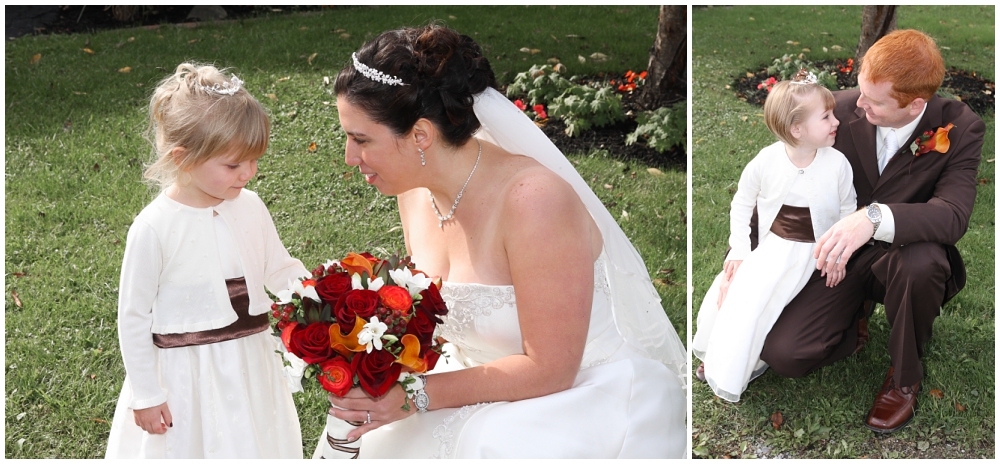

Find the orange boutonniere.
xmin=910 ymin=123 xmax=954 ymax=156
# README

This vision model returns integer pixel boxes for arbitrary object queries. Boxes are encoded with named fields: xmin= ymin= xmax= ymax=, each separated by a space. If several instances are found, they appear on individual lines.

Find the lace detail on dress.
xmin=438 ymin=285 xmax=516 ymax=343
xmin=594 ymin=255 xmax=611 ymax=297
xmin=431 ymin=402 xmax=490 ymax=458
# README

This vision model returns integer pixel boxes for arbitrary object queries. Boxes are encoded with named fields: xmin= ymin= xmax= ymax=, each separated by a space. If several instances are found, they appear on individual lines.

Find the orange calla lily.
xmin=280 ymin=321 xmax=299 ymax=351
xmin=931 ymin=123 xmax=954 ymax=154
xmin=395 ymin=334 xmax=428 ymax=373
xmin=329 ymin=316 xmax=368 ymax=357
xmin=340 ymin=252 xmax=374 ymax=278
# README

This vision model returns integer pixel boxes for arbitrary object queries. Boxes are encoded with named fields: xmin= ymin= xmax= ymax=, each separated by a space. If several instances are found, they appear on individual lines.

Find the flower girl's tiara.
xmin=352 ymin=52 xmax=407 ymax=86
xmin=200 ymin=75 xmax=244 ymax=96
xmin=790 ymin=71 xmax=818 ymax=86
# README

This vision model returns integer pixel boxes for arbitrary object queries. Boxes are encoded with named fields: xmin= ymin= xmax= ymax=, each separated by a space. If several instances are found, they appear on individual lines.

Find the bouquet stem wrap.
xmin=317 ymin=405 xmax=362 ymax=459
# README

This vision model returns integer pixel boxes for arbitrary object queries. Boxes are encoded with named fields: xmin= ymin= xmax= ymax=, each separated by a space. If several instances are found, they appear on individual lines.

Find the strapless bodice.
xmin=437 ymin=252 xmax=624 ymax=368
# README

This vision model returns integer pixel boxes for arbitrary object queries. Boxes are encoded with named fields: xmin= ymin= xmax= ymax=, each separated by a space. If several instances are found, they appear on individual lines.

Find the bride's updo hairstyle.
xmin=334 ymin=25 xmax=498 ymax=147
xmin=763 ymin=69 xmax=835 ymax=148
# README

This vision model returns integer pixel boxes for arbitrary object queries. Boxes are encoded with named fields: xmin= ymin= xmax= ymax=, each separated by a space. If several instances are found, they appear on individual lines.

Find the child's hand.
xmin=825 ymin=268 xmax=846 ymax=287
xmin=717 ymin=276 xmax=732 ymax=309
xmin=133 ymin=402 xmax=172 ymax=434
xmin=722 ymin=260 xmax=742 ymax=281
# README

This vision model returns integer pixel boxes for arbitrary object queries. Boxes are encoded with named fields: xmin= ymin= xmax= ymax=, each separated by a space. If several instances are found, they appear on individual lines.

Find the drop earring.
xmin=419 ymin=147 xmax=426 ymax=166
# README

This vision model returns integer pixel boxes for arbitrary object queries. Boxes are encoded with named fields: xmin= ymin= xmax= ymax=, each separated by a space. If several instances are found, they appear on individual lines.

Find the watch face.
xmin=415 ymin=392 xmax=429 ymax=410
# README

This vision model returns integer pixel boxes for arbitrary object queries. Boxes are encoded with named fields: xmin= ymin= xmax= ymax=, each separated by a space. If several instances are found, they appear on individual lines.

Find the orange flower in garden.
xmin=913 ymin=123 xmax=954 ymax=156
xmin=533 ymin=104 xmax=547 ymax=119
xmin=638 ymin=71 xmax=648 ymax=79
xmin=513 ymin=99 xmax=527 ymax=111
xmin=340 ymin=252 xmax=374 ymax=278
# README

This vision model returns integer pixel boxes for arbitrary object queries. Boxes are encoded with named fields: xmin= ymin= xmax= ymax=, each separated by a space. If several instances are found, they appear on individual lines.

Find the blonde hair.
xmin=763 ymin=71 xmax=835 ymax=148
xmin=143 ymin=63 xmax=269 ymax=190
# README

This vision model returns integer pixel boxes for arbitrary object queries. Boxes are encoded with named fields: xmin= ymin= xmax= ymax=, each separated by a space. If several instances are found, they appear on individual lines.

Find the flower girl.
xmin=106 ymin=63 xmax=308 ymax=458
xmin=692 ymin=70 xmax=857 ymax=402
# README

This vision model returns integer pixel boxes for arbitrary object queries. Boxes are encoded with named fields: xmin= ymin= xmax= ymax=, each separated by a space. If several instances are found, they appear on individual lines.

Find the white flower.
xmin=357 ymin=316 xmax=388 ymax=353
xmin=390 ymin=269 xmax=433 ymax=297
xmin=276 ymin=278 xmax=321 ymax=304
xmin=283 ymin=351 xmax=308 ymax=393
xmin=350 ymin=273 xmax=384 ymax=291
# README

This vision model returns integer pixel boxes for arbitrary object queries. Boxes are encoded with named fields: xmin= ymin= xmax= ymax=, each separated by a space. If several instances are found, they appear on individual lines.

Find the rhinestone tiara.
xmin=200 ymin=75 xmax=244 ymax=96
xmin=790 ymin=71 xmax=818 ymax=86
xmin=352 ymin=52 xmax=407 ymax=86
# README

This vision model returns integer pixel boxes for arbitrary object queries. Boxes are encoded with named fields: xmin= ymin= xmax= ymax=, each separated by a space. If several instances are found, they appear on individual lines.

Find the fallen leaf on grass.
xmin=307 ymin=52 xmax=318 ymax=65
xmin=343 ymin=171 xmax=353 ymax=180
xmin=188 ymin=39 xmax=199 ymax=44
xmin=92 ymin=418 xmax=107 ymax=423
xmin=577 ymin=55 xmax=586 ymax=64
xmin=955 ymin=402 xmax=966 ymax=411
xmin=929 ymin=389 xmax=944 ymax=399
xmin=89 ymin=374 xmax=96 ymax=379
xmin=82 ymin=48 xmax=95 ymax=55
xmin=770 ymin=411 xmax=784 ymax=429
xmin=652 ymin=278 xmax=678 ymax=287
xmin=118 ymin=66 xmax=132 ymax=73
xmin=647 ymin=167 xmax=664 ymax=176
xmin=603 ymin=184 xmax=614 ymax=190
xmin=266 ymin=94 xmax=277 ymax=101
xmin=299 ymin=26 xmax=309 ymax=31
xmin=589 ymin=52 xmax=607 ymax=62
xmin=93 ymin=163 xmax=100 ymax=172
xmin=12 ymin=291 xmax=21 ymax=307
xmin=308 ymin=142 xmax=317 ymax=152
xmin=276 ymin=76 xmax=290 ymax=83
xmin=339 ymin=33 xmax=351 ymax=39
xmin=13 ymin=272 xmax=26 ymax=277
xmin=786 ymin=40 xmax=800 ymax=45
xmin=657 ymin=268 xmax=675 ymax=275
xmin=30 ymin=53 xmax=41 ymax=64
xmin=72 ymin=91 xmax=87 ymax=95
xmin=979 ymin=178 xmax=990 ymax=184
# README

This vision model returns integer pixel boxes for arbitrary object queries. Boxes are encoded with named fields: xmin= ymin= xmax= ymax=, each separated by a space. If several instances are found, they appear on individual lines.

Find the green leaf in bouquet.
xmin=320 ymin=303 xmax=332 ymax=323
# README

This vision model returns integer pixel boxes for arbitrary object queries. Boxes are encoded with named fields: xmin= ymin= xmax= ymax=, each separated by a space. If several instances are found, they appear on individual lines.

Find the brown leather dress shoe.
xmin=865 ymin=368 xmax=920 ymax=433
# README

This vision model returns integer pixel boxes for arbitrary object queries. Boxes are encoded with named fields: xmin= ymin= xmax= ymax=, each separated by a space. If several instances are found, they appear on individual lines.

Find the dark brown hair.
xmin=334 ymin=25 xmax=497 ymax=147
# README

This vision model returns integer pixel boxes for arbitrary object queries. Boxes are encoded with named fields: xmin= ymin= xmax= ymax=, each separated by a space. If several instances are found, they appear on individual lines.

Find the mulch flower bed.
xmin=733 ymin=59 xmax=995 ymax=116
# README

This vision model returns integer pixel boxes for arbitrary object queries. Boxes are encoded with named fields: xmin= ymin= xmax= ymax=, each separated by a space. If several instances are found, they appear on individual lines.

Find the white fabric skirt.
xmin=692 ymin=234 xmax=817 ymax=402
xmin=105 ymin=331 xmax=302 ymax=458
xmin=313 ymin=345 xmax=685 ymax=458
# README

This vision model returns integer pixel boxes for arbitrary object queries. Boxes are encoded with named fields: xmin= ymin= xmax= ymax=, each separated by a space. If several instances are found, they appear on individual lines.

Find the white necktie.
xmin=879 ymin=129 xmax=898 ymax=174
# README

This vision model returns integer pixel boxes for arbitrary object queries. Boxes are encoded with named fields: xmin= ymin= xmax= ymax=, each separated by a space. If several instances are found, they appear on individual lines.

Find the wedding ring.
xmin=366 ymin=411 xmax=371 ymax=424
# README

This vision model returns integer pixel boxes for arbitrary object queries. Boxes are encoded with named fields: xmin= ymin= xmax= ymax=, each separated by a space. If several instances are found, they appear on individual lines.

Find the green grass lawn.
xmin=4 ymin=6 xmax=686 ymax=458
xmin=691 ymin=5 xmax=994 ymax=459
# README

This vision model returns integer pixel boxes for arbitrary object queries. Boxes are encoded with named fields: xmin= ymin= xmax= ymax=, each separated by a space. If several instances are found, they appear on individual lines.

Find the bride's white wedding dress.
xmin=315 ymin=250 xmax=685 ymax=458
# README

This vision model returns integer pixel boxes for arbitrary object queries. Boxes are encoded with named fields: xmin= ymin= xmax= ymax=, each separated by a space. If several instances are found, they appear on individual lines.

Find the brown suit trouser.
xmin=759 ymin=241 xmax=949 ymax=387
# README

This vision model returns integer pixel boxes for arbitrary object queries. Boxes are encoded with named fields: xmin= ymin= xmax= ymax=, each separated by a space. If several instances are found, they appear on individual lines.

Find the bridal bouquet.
xmin=270 ymin=252 xmax=448 ymax=458
xmin=272 ymin=252 xmax=448 ymax=399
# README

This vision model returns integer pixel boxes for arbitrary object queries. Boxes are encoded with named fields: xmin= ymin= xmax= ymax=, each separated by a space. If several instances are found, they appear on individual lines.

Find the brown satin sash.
xmin=153 ymin=277 xmax=269 ymax=349
xmin=769 ymin=204 xmax=815 ymax=243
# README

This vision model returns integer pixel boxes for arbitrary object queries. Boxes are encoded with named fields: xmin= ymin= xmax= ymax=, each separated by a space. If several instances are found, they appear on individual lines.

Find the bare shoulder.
xmin=498 ymin=159 xmax=585 ymax=224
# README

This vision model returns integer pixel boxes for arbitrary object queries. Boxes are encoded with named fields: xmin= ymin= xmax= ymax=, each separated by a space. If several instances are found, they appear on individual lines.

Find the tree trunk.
xmin=855 ymin=6 xmax=897 ymax=65
xmin=638 ymin=5 xmax=686 ymax=110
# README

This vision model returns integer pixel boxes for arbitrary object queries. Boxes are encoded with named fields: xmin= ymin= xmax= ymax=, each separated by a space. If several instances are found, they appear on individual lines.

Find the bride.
xmin=317 ymin=24 xmax=686 ymax=458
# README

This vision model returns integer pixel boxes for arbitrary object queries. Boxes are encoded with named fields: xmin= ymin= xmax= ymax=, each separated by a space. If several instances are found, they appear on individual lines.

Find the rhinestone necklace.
xmin=429 ymin=139 xmax=482 ymax=228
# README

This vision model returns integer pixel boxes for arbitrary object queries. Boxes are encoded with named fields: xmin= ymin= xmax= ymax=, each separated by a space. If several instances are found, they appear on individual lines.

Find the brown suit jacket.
xmin=832 ymin=90 xmax=985 ymax=302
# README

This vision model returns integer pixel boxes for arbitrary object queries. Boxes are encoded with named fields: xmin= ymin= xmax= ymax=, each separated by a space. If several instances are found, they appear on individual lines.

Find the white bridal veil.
xmin=473 ymin=87 xmax=687 ymax=382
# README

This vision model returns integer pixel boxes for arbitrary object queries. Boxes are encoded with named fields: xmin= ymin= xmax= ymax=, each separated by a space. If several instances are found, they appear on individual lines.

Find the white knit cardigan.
xmin=728 ymin=142 xmax=857 ymax=261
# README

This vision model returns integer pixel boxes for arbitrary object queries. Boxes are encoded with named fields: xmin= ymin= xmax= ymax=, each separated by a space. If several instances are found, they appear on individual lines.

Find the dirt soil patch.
xmin=732 ymin=58 xmax=995 ymax=116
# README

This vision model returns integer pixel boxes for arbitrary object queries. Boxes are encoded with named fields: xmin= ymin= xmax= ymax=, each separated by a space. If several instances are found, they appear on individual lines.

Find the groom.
xmin=756 ymin=29 xmax=985 ymax=432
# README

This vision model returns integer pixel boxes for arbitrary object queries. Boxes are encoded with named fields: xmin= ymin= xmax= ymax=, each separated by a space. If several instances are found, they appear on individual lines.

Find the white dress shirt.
xmin=871 ymin=103 xmax=928 ymax=243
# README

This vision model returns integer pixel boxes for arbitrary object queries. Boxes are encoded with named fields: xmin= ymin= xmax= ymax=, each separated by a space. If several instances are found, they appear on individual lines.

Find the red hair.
xmin=859 ymin=29 xmax=944 ymax=107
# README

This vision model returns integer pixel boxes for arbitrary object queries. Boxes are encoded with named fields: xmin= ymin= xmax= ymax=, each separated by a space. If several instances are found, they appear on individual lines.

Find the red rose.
xmin=316 ymin=272 xmax=352 ymax=306
xmin=317 ymin=357 xmax=355 ymax=397
xmin=423 ymin=346 xmax=442 ymax=372
xmin=418 ymin=284 xmax=448 ymax=323
xmin=378 ymin=285 xmax=413 ymax=313
xmin=288 ymin=322 xmax=334 ymax=364
xmin=405 ymin=306 xmax=436 ymax=348
xmin=351 ymin=348 xmax=402 ymax=398
xmin=334 ymin=289 xmax=379 ymax=330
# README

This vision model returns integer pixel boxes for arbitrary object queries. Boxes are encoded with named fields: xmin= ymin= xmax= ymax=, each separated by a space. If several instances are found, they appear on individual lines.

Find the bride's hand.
xmin=328 ymin=384 xmax=414 ymax=441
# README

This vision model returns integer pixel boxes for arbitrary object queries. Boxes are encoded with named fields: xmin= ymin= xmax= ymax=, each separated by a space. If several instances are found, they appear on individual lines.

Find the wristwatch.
xmin=413 ymin=374 xmax=429 ymax=413
xmin=865 ymin=203 xmax=882 ymax=238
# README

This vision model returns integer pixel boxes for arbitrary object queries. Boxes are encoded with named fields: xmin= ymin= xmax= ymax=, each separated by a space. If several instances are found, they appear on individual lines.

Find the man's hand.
xmin=814 ymin=210 xmax=874 ymax=277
